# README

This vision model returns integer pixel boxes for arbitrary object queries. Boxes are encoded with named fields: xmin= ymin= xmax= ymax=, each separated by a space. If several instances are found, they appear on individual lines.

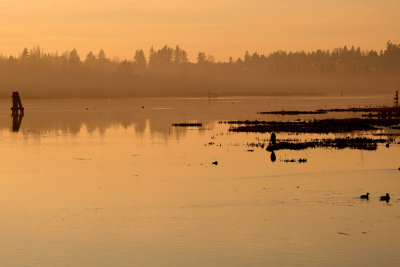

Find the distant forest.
xmin=0 ymin=41 xmax=399 ymax=98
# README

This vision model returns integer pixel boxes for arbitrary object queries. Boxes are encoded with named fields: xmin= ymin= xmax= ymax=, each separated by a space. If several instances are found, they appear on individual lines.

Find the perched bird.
xmin=380 ymin=193 xmax=390 ymax=202
xmin=360 ymin=193 xmax=369 ymax=199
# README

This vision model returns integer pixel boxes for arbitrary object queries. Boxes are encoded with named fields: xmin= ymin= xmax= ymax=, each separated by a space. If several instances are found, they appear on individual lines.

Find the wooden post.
xmin=395 ymin=90 xmax=399 ymax=107
xmin=11 ymin=91 xmax=24 ymax=114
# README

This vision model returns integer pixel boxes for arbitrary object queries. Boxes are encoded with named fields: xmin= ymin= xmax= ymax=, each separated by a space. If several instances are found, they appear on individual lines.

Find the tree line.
xmin=0 ymin=41 xmax=399 ymax=97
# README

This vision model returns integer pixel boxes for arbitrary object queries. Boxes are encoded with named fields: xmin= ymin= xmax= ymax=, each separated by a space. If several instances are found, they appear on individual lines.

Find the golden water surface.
xmin=0 ymin=96 xmax=399 ymax=266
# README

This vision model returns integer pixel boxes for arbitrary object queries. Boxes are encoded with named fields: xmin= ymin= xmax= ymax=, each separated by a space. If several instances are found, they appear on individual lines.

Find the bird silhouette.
xmin=380 ymin=193 xmax=390 ymax=202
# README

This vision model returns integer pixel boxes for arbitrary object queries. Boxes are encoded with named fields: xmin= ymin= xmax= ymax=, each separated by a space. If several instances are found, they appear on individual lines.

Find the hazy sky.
xmin=0 ymin=0 xmax=399 ymax=61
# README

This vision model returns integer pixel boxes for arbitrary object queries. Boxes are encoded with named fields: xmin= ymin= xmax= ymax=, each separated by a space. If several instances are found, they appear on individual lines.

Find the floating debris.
xmin=283 ymin=159 xmax=296 ymax=163
xmin=73 ymin=157 xmax=91 ymax=161
xmin=281 ymin=158 xmax=307 ymax=163
xmin=338 ymin=232 xmax=350 ymax=235
xmin=247 ymin=143 xmax=265 ymax=149
xmin=172 ymin=123 xmax=202 ymax=127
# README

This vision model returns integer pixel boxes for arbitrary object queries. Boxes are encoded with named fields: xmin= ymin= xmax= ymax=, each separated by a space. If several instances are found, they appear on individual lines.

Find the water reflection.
xmin=0 ymin=97 xmax=398 ymax=139
xmin=270 ymin=151 xmax=276 ymax=162
xmin=11 ymin=112 xmax=23 ymax=132
xmin=3 ymin=105 xmax=196 ymax=138
xmin=270 ymin=132 xmax=276 ymax=144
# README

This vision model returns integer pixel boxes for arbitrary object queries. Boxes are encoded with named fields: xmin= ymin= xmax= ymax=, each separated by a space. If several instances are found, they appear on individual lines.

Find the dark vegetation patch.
xmin=363 ymin=113 xmax=400 ymax=118
xmin=247 ymin=138 xmax=386 ymax=151
xmin=172 ymin=123 xmax=202 ymax=127
xmin=264 ymin=138 xmax=386 ymax=151
xmin=258 ymin=110 xmax=327 ymax=115
xmin=316 ymin=106 xmax=400 ymax=113
xmin=224 ymin=118 xmax=400 ymax=133
xmin=362 ymin=107 xmax=400 ymax=118
xmin=258 ymin=107 xmax=400 ymax=117
xmin=373 ymin=133 xmax=400 ymax=136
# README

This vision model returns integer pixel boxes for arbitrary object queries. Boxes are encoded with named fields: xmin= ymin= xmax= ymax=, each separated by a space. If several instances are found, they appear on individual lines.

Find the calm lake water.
xmin=0 ymin=96 xmax=399 ymax=266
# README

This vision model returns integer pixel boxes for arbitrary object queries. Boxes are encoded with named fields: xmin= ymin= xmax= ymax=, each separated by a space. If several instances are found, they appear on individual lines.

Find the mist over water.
xmin=1 ymin=42 xmax=400 ymax=98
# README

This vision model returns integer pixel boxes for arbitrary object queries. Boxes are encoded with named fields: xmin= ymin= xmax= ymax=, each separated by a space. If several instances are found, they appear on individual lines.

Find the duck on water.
xmin=360 ymin=193 xmax=369 ymax=199
xmin=380 ymin=193 xmax=390 ymax=202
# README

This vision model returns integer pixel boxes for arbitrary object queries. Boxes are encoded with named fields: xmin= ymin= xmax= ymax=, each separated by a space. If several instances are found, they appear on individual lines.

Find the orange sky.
xmin=0 ymin=0 xmax=399 ymax=61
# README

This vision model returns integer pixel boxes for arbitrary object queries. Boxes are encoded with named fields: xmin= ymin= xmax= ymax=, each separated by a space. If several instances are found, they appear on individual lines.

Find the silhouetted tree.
xmin=118 ymin=60 xmax=133 ymax=74
xmin=134 ymin=49 xmax=147 ymax=74
xmin=20 ymin=48 xmax=29 ymax=62
xmin=148 ymin=45 xmax=174 ymax=71
xmin=197 ymin=52 xmax=206 ymax=64
xmin=98 ymin=49 xmax=107 ymax=62
xmin=68 ymin=49 xmax=81 ymax=67
xmin=85 ymin=52 xmax=96 ymax=62
xmin=173 ymin=46 xmax=188 ymax=64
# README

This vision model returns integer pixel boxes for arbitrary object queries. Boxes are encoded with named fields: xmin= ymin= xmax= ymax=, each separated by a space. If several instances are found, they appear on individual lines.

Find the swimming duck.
xmin=360 ymin=193 xmax=369 ymax=199
xmin=380 ymin=193 xmax=390 ymax=202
